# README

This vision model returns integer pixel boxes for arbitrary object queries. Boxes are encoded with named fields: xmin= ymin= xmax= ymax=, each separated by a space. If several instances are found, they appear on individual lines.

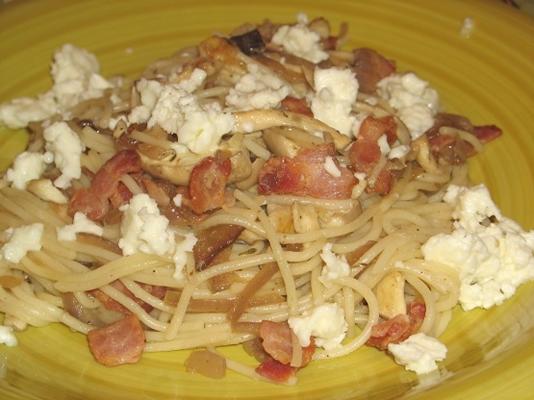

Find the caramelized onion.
xmin=185 ymin=350 xmax=226 ymax=379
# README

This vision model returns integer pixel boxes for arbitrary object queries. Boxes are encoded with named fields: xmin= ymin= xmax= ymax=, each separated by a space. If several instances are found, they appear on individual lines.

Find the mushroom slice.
xmin=219 ymin=133 xmax=252 ymax=183
xmin=291 ymin=203 xmax=320 ymax=234
xmin=27 ymin=179 xmax=68 ymax=204
xmin=263 ymin=128 xmax=301 ymax=158
xmin=375 ymin=271 xmax=407 ymax=319
xmin=233 ymin=110 xmax=350 ymax=150
xmin=137 ymin=146 xmax=193 ymax=186
xmin=267 ymin=204 xmax=294 ymax=234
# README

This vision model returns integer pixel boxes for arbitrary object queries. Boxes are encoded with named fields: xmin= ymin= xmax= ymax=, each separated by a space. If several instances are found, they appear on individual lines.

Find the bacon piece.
xmin=189 ymin=155 xmax=232 ymax=215
xmin=281 ymin=96 xmax=313 ymax=117
xmin=473 ymin=125 xmax=502 ymax=144
xmin=193 ymin=224 xmax=244 ymax=271
xmin=258 ymin=321 xmax=314 ymax=367
xmin=69 ymin=150 xmax=142 ymax=220
xmin=109 ymin=182 xmax=133 ymax=209
xmin=87 ymin=314 xmax=145 ymax=366
xmin=258 ymin=143 xmax=356 ymax=199
xmin=367 ymin=301 xmax=426 ymax=350
xmin=91 ymin=281 xmax=166 ymax=315
xmin=348 ymin=116 xmax=397 ymax=194
xmin=256 ymin=357 xmax=296 ymax=383
xmin=352 ymin=48 xmax=396 ymax=93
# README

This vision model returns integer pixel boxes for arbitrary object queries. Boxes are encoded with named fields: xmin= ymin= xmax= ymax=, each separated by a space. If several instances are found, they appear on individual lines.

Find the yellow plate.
xmin=1 ymin=0 xmax=533 ymax=399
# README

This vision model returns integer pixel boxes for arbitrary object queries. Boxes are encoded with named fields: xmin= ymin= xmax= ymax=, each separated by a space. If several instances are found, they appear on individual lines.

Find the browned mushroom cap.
xmin=233 ymin=109 xmax=351 ymax=150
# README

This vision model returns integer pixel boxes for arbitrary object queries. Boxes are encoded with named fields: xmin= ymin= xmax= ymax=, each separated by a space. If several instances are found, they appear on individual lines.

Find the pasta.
xmin=0 ymin=14 xmax=519 ymax=383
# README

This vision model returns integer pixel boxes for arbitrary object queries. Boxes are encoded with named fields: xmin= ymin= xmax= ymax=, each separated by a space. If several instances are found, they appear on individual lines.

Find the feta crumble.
xmin=172 ymin=194 xmax=183 ymax=207
xmin=320 ymin=243 xmax=350 ymax=280
xmin=128 ymin=79 xmax=164 ymax=124
xmin=422 ymin=184 xmax=534 ymax=310
xmin=377 ymin=73 xmax=439 ymax=140
xmin=43 ymin=121 xmax=84 ymax=189
xmin=5 ymin=151 xmax=50 ymax=190
xmin=57 ymin=212 xmax=104 ymax=241
xmin=288 ymin=303 xmax=348 ymax=351
xmin=144 ymin=70 xmax=234 ymax=155
xmin=271 ymin=18 xmax=329 ymax=63
xmin=0 ymin=325 xmax=17 ymax=347
xmin=0 ymin=93 xmax=58 ymax=129
xmin=388 ymin=333 xmax=447 ymax=375
xmin=118 ymin=194 xmax=175 ymax=256
xmin=0 ymin=223 xmax=44 ymax=263
xmin=226 ymin=63 xmax=292 ymax=111
xmin=311 ymin=67 xmax=359 ymax=135
xmin=51 ymin=44 xmax=113 ymax=111
xmin=0 ymin=44 xmax=115 ymax=128
xmin=118 ymin=194 xmax=197 ymax=279
xmin=172 ymin=233 xmax=198 ymax=280
xmin=323 ymin=156 xmax=341 ymax=178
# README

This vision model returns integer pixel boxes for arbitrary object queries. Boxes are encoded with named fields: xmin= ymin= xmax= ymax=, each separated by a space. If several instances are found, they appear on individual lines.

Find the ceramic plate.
xmin=0 ymin=0 xmax=533 ymax=398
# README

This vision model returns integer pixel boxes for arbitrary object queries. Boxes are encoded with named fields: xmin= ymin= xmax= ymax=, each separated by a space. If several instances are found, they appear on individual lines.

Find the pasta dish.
xmin=1 ymin=14 xmax=532 ymax=383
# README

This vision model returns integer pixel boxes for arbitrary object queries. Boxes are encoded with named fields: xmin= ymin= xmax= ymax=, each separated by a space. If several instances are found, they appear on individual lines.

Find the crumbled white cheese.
xmin=377 ymin=73 xmax=439 ymax=140
xmin=176 ymin=68 xmax=207 ymax=93
xmin=118 ymin=194 xmax=197 ymax=279
xmin=311 ymin=67 xmax=359 ymax=135
xmin=172 ymin=233 xmax=198 ymax=280
xmin=388 ymin=144 xmax=410 ymax=160
xmin=377 ymin=134 xmax=391 ymax=156
xmin=0 ymin=325 xmax=17 ymax=347
xmin=145 ymin=71 xmax=234 ymax=154
xmin=118 ymin=193 xmax=175 ymax=256
xmin=0 ymin=223 xmax=44 ymax=263
xmin=51 ymin=44 xmax=112 ymax=111
xmin=323 ymin=156 xmax=341 ymax=178
xmin=271 ymin=19 xmax=329 ymax=63
xmin=57 ymin=212 xmax=103 ymax=241
xmin=422 ymin=184 xmax=534 ymax=311
xmin=43 ymin=121 xmax=84 ymax=189
xmin=5 ymin=151 xmax=50 ymax=190
xmin=460 ymin=17 xmax=475 ymax=38
xmin=320 ymin=243 xmax=350 ymax=280
xmin=128 ymin=79 xmax=164 ymax=124
xmin=0 ymin=44 xmax=113 ymax=128
xmin=0 ymin=93 xmax=58 ymax=129
xmin=288 ymin=303 xmax=348 ymax=351
xmin=173 ymin=100 xmax=234 ymax=155
xmin=388 ymin=333 xmax=447 ymax=375
xmin=226 ymin=63 xmax=292 ymax=111
xmin=172 ymin=194 xmax=183 ymax=207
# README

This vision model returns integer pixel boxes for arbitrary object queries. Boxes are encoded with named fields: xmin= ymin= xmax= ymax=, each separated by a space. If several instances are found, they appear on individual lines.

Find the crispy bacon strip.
xmin=87 ymin=314 xmax=145 ymax=366
xmin=258 ymin=321 xmax=314 ymax=367
xmin=348 ymin=116 xmax=397 ymax=194
xmin=256 ymin=357 xmax=296 ymax=383
xmin=258 ymin=143 xmax=356 ymax=199
xmin=473 ymin=125 xmax=502 ymax=144
xmin=281 ymin=96 xmax=313 ymax=117
xmin=352 ymin=48 xmax=396 ymax=93
xmin=69 ymin=150 xmax=142 ymax=220
xmin=366 ymin=301 xmax=426 ymax=350
xmin=189 ymin=155 xmax=232 ymax=215
xmin=193 ymin=224 xmax=244 ymax=271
